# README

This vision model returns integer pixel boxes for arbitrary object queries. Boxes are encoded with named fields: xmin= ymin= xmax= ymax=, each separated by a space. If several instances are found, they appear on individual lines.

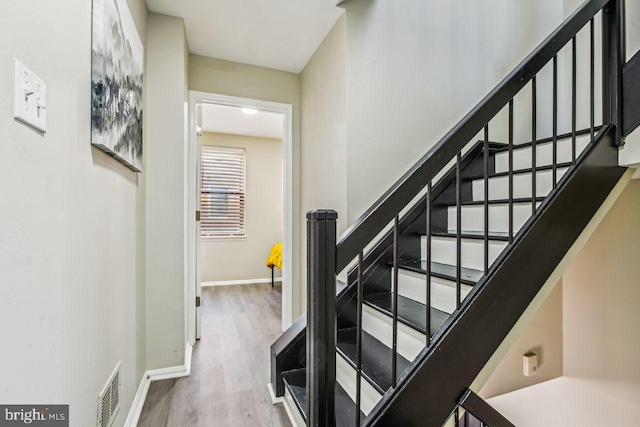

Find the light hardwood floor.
xmin=138 ymin=283 xmax=293 ymax=427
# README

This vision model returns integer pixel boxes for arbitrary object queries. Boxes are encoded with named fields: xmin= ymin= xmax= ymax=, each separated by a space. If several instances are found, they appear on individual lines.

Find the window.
xmin=200 ymin=146 xmax=246 ymax=239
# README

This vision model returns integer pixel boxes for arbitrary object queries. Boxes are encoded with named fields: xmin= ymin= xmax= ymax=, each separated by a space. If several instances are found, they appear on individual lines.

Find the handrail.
xmin=335 ymin=0 xmax=611 ymax=273
xmin=458 ymin=389 xmax=515 ymax=427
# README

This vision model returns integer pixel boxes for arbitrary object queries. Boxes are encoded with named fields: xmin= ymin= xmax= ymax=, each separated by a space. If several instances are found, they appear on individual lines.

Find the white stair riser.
xmin=423 ymin=236 xmax=507 ymax=271
xmin=494 ymin=135 xmax=590 ymax=173
xmin=336 ymin=353 xmax=382 ymax=416
xmin=447 ymin=203 xmax=537 ymax=235
xmin=395 ymin=268 xmax=472 ymax=314
xmin=362 ymin=304 xmax=426 ymax=362
xmin=284 ymin=388 xmax=306 ymax=427
xmin=471 ymin=167 xmax=568 ymax=201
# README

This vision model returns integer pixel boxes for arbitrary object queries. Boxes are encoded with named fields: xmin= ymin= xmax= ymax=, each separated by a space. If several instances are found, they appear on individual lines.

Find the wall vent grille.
xmin=97 ymin=363 xmax=121 ymax=427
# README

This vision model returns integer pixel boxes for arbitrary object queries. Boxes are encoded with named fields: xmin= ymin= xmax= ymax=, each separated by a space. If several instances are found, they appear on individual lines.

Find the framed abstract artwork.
xmin=91 ymin=0 xmax=144 ymax=172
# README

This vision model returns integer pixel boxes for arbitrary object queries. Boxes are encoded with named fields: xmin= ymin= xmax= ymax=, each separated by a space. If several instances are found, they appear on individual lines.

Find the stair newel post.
xmin=306 ymin=209 xmax=337 ymax=427
xmin=602 ymin=0 xmax=625 ymax=145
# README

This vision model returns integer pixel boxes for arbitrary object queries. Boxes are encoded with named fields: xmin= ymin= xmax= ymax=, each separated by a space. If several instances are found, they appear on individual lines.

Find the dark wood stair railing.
xmin=334 ymin=0 xmax=622 ymax=275
xmin=306 ymin=210 xmax=338 ymax=427
xmin=623 ymin=49 xmax=640 ymax=137
xmin=272 ymin=0 xmax=629 ymax=426
xmin=454 ymin=389 xmax=516 ymax=427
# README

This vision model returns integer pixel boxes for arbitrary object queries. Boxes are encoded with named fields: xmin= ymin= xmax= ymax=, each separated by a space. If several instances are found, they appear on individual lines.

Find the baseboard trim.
xmin=147 ymin=342 xmax=193 ymax=381
xmin=267 ymin=382 xmax=281 ymax=404
xmin=124 ymin=343 xmax=193 ymax=427
xmin=123 ymin=374 xmax=151 ymax=427
xmin=202 ymin=277 xmax=282 ymax=287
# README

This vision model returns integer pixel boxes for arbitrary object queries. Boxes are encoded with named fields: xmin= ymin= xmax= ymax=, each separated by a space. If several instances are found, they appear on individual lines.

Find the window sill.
xmin=201 ymin=235 xmax=247 ymax=242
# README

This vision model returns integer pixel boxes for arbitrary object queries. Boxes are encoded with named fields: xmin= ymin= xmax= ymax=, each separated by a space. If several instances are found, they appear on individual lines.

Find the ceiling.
xmin=201 ymin=104 xmax=283 ymax=140
xmin=146 ymin=0 xmax=344 ymax=73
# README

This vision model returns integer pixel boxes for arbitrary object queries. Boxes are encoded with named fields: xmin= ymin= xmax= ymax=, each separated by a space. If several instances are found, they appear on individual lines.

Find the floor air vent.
xmin=97 ymin=363 xmax=121 ymax=427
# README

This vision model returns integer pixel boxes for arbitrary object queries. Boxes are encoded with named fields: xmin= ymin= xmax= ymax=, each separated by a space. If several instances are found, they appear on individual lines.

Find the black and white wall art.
xmin=91 ymin=0 xmax=143 ymax=172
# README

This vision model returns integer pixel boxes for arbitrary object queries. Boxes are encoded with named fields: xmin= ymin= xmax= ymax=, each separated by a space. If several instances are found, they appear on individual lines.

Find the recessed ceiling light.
xmin=241 ymin=108 xmax=258 ymax=115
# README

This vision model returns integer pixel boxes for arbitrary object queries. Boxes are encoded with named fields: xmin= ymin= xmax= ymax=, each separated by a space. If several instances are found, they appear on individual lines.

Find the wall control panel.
xmin=14 ymin=59 xmax=47 ymax=133
xmin=523 ymin=352 xmax=538 ymax=377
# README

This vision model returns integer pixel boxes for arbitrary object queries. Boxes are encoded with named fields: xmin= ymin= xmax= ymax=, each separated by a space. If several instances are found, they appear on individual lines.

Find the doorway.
xmin=187 ymin=91 xmax=294 ymax=344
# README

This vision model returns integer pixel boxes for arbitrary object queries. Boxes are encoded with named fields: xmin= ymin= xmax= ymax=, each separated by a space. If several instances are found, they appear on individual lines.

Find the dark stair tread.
xmin=464 ymin=162 xmax=573 ymax=180
xmin=337 ymin=328 xmax=410 ymax=394
xmin=282 ymin=368 xmax=364 ymax=426
xmin=431 ymin=230 xmax=510 ymax=242
xmin=364 ymin=292 xmax=450 ymax=336
xmin=396 ymin=259 xmax=483 ymax=285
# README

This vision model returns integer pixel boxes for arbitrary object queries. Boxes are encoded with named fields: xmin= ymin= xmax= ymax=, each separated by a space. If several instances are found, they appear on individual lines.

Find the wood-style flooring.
xmin=137 ymin=283 xmax=293 ymax=427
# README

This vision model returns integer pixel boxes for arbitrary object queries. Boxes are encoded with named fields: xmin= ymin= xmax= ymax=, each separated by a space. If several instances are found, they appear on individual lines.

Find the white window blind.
xmin=200 ymin=146 xmax=246 ymax=238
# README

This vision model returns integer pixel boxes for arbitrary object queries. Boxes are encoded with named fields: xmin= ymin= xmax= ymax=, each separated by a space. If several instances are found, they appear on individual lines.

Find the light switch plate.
xmin=14 ymin=59 xmax=47 ymax=133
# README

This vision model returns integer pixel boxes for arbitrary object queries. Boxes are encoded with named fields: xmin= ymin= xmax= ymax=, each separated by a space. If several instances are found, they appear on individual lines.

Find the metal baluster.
xmin=392 ymin=216 xmax=399 ymax=387
xmin=552 ymin=55 xmax=558 ymax=189
xmin=602 ymin=0 xmax=624 ymax=145
xmin=508 ymin=100 xmax=514 ymax=244
xmin=532 ymin=77 xmax=537 ymax=215
xmin=425 ymin=182 xmax=432 ymax=342
xmin=355 ymin=252 xmax=363 ymax=427
xmin=483 ymin=125 xmax=489 ymax=275
xmin=454 ymin=407 xmax=460 ymax=427
xmin=590 ymin=18 xmax=595 ymax=142
xmin=572 ymin=36 xmax=577 ymax=163
xmin=456 ymin=153 xmax=462 ymax=310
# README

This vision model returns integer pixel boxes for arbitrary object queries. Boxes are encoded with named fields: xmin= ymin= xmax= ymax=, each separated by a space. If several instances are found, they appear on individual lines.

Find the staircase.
xmin=271 ymin=0 xmax=634 ymax=425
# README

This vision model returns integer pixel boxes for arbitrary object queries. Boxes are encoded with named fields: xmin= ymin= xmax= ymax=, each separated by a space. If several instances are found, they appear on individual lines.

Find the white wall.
xmin=201 ymin=132 xmax=283 ymax=283
xmin=562 ymin=0 xmax=640 ymax=60
xmin=480 ymin=282 xmax=564 ymax=398
xmin=563 ymin=180 xmax=640 ymax=384
xmin=189 ymin=55 xmax=304 ymax=321
xmin=145 ymin=13 xmax=190 ymax=370
xmin=342 ymin=0 xmax=565 ymax=222
xmin=0 ymin=0 xmax=147 ymax=426
xmin=559 ymin=0 xmax=640 ymax=169
xmin=484 ymin=179 xmax=640 ymax=426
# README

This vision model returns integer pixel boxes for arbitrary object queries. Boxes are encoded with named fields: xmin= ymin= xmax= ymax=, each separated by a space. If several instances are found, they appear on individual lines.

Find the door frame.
xmin=187 ymin=90 xmax=294 ymax=344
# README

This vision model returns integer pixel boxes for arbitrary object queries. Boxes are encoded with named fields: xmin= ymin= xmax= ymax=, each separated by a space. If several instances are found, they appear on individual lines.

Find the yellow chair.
xmin=266 ymin=242 xmax=282 ymax=287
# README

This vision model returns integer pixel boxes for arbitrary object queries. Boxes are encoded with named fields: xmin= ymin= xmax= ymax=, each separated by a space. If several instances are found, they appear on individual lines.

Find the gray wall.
xmin=0 ymin=0 xmax=148 ymax=425
xmin=201 ymin=132 xmax=283 ymax=283
xmin=301 ymin=15 xmax=348 ymax=232
xmin=300 ymin=14 xmax=348 ymax=299
xmin=145 ymin=13 xmax=190 ymax=370
xmin=341 ymin=0 xmax=565 ymax=222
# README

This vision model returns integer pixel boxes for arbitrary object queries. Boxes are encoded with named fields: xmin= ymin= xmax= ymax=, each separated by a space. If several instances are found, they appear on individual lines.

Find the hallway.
xmin=138 ymin=284 xmax=292 ymax=427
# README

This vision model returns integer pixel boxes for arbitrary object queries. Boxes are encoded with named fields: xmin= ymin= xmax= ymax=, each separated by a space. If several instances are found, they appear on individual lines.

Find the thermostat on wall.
xmin=523 ymin=352 xmax=538 ymax=377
